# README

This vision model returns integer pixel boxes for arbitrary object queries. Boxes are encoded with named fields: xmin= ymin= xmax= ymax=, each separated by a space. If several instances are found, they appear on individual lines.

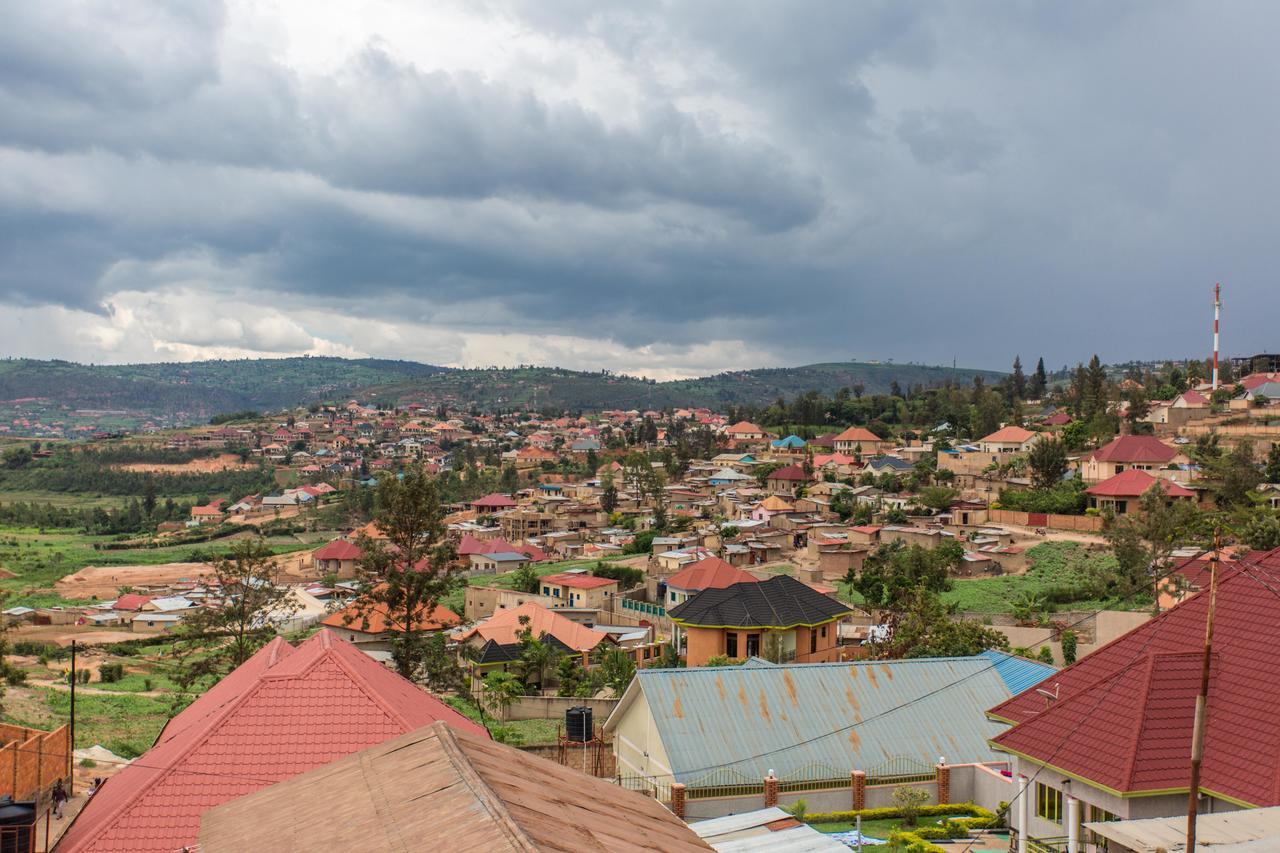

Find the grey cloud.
xmin=896 ymin=109 xmax=1001 ymax=174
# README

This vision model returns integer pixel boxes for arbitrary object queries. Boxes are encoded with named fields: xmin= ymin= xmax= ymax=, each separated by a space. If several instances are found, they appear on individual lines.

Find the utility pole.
xmin=69 ymin=640 xmax=78 ymax=795
xmin=1212 ymin=283 xmax=1221 ymax=392
xmin=1186 ymin=532 xmax=1220 ymax=850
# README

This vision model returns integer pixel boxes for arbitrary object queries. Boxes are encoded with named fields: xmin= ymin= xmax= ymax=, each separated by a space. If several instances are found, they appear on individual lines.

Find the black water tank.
xmin=565 ymin=706 xmax=593 ymax=742
xmin=0 ymin=796 xmax=35 ymax=853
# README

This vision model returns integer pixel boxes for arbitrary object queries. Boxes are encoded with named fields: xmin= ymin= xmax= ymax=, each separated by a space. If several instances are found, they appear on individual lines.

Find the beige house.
xmin=977 ymin=426 xmax=1039 ymax=455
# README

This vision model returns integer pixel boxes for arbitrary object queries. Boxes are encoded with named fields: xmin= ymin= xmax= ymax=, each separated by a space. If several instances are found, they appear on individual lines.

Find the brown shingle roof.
xmin=197 ymin=721 xmax=712 ymax=852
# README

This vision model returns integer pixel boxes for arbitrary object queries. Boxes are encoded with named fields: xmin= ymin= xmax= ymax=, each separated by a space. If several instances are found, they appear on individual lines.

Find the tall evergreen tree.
xmin=1011 ymin=356 xmax=1027 ymax=401
xmin=1030 ymin=357 xmax=1048 ymax=399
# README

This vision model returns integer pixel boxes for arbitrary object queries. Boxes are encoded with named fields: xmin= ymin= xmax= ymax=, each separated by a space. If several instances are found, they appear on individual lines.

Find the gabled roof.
xmin=766 ymin=463 xmax=808 ymax=481
xmin=1086 ymin=435 xmax=1178 ymax=463
xmin=757 ymin=495 xmax=795 ymax=512
xmin=197 ymin=721 xmax=711 ymax=852
xmin=455 ymin=601 xmax=608 ymax=651
xmin=669 ymin=574 xmax=852 ymax=629
xmin=989 ymin=548 xmax=1280 ymax=806
xmin=833 ymin=426 xmax=881 ymax=443
xmin=666 ymin=556 xmax=759 ymax=593
xmin=607 ymin=654 xmax=1048 ymax=784
xmin=724 ymin=421 xmax=764 ymax=435
xmin=980 ymin=426 xmax=1037 ymax=444
xmin=111 ymin=593 xmax=153 ymax=611
xmin=312 ymin=538 xmax=363 ymax=561
xmin=320 ymin=600 xmax=461 ymax=635
xmin=1085 ymin=468 xmax=1195 ymax=498
xmin=58 ymin=631 xmax=485 ymax=853
xmin=471 ymin=492 xmax=517 ymax=509
xmin=541 ymin=571 xmax=617 ymax=590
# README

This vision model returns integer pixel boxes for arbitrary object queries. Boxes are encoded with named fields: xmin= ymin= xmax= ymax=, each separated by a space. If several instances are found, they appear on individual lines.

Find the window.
xmin=1035 ymin=782 xmax=1062 ymax=823
xmin=809 ymin=629 xmax=817 ymax=654
xmin=541 ymin=586 xmax=549 ymax=595
xmin=746 ymin=633 xmax=760 ymax=658
xmin=1086 ymin=805 xmax=1118 ymax=848
xmin=821 ymin=625 xmax=827 ymax=638
xmin=726 ymin=633 xmax=738 ymax=658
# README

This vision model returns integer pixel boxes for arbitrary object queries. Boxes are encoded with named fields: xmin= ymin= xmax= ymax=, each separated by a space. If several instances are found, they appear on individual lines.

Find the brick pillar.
xmin=764 ymin=773 xmax=779 ymax=808
xmin=936 ymin=763 xmax=950 ymax=805
xmin=851 ymin=770 xmax=866 ymax=811
xmin=671 ymin=783 xmax=686 ymax=819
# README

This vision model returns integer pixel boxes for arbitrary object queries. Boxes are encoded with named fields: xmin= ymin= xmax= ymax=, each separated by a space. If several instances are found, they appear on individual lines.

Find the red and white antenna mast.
xmin=1212 ymin=283 xmax=1221 ymax=391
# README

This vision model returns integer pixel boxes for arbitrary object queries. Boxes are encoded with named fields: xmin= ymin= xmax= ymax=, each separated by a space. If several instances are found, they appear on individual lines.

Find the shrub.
xmin=98 ymin=663 xmax=125 ymax=683
xmin=1037 ymin=646 xmax=1054 ymax=664
xmin=1060 ymin=629 xmax=1078 ymax=665
xmin=893 ymin=785 xmax=931 ymax=827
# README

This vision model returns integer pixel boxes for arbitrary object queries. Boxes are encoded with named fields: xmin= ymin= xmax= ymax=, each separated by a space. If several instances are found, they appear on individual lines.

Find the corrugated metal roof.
xmin=634 ymin=656 xmax=1022 ymax=783
xmin=978 ymin=650 xmax=1056 ymax=694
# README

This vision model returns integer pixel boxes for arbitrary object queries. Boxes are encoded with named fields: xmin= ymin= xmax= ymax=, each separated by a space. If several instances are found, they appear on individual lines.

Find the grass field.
xmin=835 ymin=542 xmax=1143 ymax=614
xmin=441 ymin=695 xmax=562 ymax=745
xmin=0 ymin=525 xmax=319 ymax=606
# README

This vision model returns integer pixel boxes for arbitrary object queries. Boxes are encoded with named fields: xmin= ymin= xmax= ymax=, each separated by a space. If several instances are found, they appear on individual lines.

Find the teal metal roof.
xmin=630 ymin=655 xmax=1026 ymax=784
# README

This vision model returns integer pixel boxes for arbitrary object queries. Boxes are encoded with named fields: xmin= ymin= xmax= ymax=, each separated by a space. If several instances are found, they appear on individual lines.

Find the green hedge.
xmin=803 ymin=802 xmax=994 ymax=825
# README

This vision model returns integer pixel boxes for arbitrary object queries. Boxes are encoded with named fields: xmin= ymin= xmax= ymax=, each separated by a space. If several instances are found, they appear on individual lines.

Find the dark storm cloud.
xmin=1 ymin=0 xmax=1278 ymax=368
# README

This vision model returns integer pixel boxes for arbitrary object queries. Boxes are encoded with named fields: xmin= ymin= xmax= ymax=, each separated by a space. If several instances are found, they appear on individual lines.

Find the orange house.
xmin=669 ymin=574 xmax=852 ymax=666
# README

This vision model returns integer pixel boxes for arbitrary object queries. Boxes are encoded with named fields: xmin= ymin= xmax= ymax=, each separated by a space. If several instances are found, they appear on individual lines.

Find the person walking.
xmin=52 ymin=779 xmax=68 ymax=820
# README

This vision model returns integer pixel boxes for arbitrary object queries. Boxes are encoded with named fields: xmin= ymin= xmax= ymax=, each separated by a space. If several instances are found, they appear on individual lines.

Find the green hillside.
xmin=356 ymin=361 xmax=1004 ymax=411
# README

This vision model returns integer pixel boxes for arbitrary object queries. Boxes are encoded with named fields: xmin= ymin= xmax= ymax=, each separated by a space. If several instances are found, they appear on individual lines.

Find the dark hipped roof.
xmin=198 ymin=721 xmax=711 ymax=852
xmin=669 ymin=574 xmax=852 ymax=629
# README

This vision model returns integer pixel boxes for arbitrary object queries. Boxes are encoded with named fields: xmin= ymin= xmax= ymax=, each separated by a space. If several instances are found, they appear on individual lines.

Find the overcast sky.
xmin=1 ymin=1 xmax=1275 ymax=379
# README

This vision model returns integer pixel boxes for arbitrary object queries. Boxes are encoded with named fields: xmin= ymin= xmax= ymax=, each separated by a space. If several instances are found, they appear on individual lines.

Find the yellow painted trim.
xmin=986 ymin=712 xmax=1017 ymax=725
xmin=671 ymin=615 xmax=846 ymax=630
xmin=992 ymin=742 xmax=1260 ymax=805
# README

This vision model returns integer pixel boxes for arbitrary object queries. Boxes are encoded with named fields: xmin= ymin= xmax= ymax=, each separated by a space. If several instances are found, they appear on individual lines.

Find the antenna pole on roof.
xmin=1186 ymin=529 xmax=1220 ymax=851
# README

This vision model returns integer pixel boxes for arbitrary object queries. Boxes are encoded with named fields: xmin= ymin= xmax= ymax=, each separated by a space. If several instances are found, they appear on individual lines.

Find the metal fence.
xmin=684 ymin=767 xmax=765 ymax=800
xmin=779 ymin=763 xmax=849 ymax=794
xmin=621 ymin=599 xmax=666 ymax=617
xmin=618 ymin=773 xmax=672 ymax=804
xmin=864 ymin=755 xmax=938 ymax=786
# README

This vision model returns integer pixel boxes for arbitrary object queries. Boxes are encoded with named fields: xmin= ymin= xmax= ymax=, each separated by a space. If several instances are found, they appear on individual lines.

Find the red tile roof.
xmin=1042 ymin=412 xmax=1072 ymax=426
xmin=989 ymin=548 xmax=1280 ymax=805
xmin=724 ymin=421 xmax=764 ymax=435
xmin=1084 ymin=468 xmax=1195 ymax=498
xmin=58 ymin=631 xmax=485 ymax=853
xmin=541 ymin=572 xmax=618 ymax=590
xmin=112 ymin=593 xmax=154 ymax=611
xmin=833 ymin=426 xmax=881 ymax=443
xmin=666 ymin=557 xmax=759 ymax=592
xmin=766 ymin=464 xmax=808 ymax=481
xmin=455 ymin=601 xmax=608 ymax=651
xmin=312 ymin=539 xmax=363 ymax=561
xmin=1086 ymin=435 xmax=1178 ymax=463
xmin=471 ymin=493 xmax=517 ymax=509
xmin=980 ymin=426 xmax=1037 ymax=444
xmin=320 ymin=600 xmax=461 ymax=634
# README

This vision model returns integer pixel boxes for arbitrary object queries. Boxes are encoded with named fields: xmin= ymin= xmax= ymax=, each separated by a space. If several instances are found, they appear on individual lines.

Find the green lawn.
xmin=4 ymin=687 xmax=172 ymax=758
xmin=442 ymin=695 xmax=564 ymax=746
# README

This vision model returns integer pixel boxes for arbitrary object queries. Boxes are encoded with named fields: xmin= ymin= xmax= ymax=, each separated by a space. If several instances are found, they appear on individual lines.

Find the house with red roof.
xmin=765 ymin=463 xmax=809 ymax=496
xmin=1080 ymin=435 xmax=1187 ymax=483
xmin=471 ymin=492 xmax=517 ymax=512
xmin=664 ymin=556 xmax=758 ymax=608
xmin=320 ymin=600 xmax=461 ymax=654
xmin=723 ymin=421 xmax=766 ymax=441
xmin=990 ymin=548 xmax=1280 ymax=851
xmin=312 ymin=538 xmax=363 ymax=579
xmin=977 ymin=425 xmax=1039 ymax=455
xmin=57 ymin=631 xmax=485 ymax=853
xmin=538 ymin=570 xmax=619 ymax=608
xmin=1084 ymin=468 xmax=1197 ymax=515
xmin=832 ymin=426 xmax=891 ymax=455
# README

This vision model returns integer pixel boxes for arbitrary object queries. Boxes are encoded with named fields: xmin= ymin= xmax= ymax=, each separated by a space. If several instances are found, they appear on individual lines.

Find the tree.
xmin=1030 ymin=357 xmax=1048 ymax=399
xmin=1103 ymin=485 xmax=1206 ymax=606
xmin=1011 ymin=356 xmax=1027 ymax=401
xmin=1242 ymin=510 xmax=1280 ymax=551
xmin=1265 ymin=443 xmax=1280 ymax=483
xmin=1060 ymin=628 xmax=1078 ymax=665
xmin=599 ymin=472 xmax=619 ymax=514
xmin=853 ymin=541 xmax=956 ymax=610
xmin=178 ymin=538 xmax=297 ymax=669
xmin=918 ymin=486 xmax=958 ymax=513
xmin=350 ymin=470 xmax=459 ymax=680
xmin=598 ymin=647 xmax=637 ymax=695
xmin=510 ymin=562 xmax=540 ymax=594
xmin=1027 ymin=436 xmax=1068 ymax=490
xmin=481 ymin=671 xmax=524 ymax=720
xmin=882 ymin=589 xmax=1010 ymax=659
xmin=1083 ymin=355 xmax=1109 ymax=421
xmin=893 ymin=784 xmax=931 ymax=827
xmin=1198 ymin=440 xmax=1262 ymax=509
xmin=512 ymin=616 xmax=560 ymax=691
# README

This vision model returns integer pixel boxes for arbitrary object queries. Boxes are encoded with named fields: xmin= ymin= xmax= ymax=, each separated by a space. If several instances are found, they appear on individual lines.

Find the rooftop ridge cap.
xmin=434 ymin=725 xmax=538 ymax=852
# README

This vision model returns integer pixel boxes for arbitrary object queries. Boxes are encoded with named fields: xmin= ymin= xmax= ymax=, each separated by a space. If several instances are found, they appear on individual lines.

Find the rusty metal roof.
xmin=621 ymin=655 xmax=1035 ymax=784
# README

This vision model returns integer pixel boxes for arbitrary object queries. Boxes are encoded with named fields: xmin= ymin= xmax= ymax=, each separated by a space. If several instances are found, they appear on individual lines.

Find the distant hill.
xmin=0 ymin=357 xmax=444 ymax=423
xmin=355 ymin=361 xmax=1005 ymax=411
xmin=0 ymin=357 xmax=1002 ymax=431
